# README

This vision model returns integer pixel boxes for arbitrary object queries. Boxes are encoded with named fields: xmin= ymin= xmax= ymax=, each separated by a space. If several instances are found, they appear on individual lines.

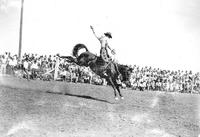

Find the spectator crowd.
xmin=0 ymin=52 xmax=200 ymax=94
xmin=0 ymin=52 xmax=106 ymax=85
xmin=128 ymin=65 xmax=200 ymax=94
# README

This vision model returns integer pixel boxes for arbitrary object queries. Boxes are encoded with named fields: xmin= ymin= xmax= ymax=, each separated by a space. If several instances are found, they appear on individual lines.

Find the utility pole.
xmin=18 ymin=0 xmax=24 ymax=61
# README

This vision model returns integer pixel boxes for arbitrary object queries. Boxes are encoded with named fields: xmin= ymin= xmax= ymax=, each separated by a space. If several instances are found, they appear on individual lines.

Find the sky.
xmin=0 ymin=0 xmax=200 ymax=72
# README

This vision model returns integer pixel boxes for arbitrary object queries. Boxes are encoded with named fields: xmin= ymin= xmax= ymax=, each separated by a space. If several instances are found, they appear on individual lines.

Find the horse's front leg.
xmin=108 ymin=77 xmax=118 ymax=100
xmin=114 ymin=79 xmax=124 ymax=100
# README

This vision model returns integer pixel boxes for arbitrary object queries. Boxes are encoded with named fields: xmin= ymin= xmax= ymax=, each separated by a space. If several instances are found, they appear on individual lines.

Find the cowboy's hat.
xmin=104 ymin=32 xmax=112 ymax=38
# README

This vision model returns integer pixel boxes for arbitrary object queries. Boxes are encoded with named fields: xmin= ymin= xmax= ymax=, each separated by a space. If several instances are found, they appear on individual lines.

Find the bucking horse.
xmin=61 ymin=44 xmax=125 ymax=100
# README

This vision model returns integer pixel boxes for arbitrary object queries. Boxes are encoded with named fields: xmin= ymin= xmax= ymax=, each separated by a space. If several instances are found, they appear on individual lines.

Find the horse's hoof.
xmin=121 ymin=96 xmax=124 ymax=100
xmin=115 ymin=97 xmax=119 ymax=100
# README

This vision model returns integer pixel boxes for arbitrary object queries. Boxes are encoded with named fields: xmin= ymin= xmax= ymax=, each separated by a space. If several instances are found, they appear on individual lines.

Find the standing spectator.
xmin=1 ymin=55 xmax=7 ymax=75
xmin=8 ymin=56 xmax=17 ymax=75
xmin=30 ymin=60 xmax=39 ymax=79
xmin=23 ymin=58 xmax=30 ymax=72
xmin=54 ymin=54 xmax=60 ymax=80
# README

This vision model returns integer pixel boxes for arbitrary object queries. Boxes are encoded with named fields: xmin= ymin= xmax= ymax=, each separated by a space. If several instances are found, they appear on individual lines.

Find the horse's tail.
xmin=72 ymin=44 xmax=89 ymax=58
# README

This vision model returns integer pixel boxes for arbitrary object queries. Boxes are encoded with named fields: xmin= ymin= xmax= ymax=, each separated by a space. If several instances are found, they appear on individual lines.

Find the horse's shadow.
xmin=46 ymin=90 xmax=114 ymax=104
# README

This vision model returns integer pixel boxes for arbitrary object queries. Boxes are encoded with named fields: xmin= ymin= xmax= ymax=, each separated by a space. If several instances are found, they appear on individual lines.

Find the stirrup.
xmin=116 ymin=79 xmax=121 ymax=85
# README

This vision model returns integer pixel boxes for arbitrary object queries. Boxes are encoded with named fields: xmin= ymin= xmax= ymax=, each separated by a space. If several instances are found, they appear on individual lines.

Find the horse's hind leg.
xmin=108 ymin=77 xmax=118 ymax=100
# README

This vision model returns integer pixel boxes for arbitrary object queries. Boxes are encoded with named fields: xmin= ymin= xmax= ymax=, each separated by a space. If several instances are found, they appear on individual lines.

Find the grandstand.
xmin=0 ymin=52 xmax=199 ymax=94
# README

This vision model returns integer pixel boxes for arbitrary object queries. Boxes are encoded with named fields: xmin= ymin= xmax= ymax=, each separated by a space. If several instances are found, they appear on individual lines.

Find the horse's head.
xmin=118 ymin=64 xmax=132 ymax=82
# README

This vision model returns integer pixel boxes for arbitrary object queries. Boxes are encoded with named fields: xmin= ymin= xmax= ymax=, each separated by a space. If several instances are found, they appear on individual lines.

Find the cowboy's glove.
xmin=90 ymin=25 xmax=93 ymax=30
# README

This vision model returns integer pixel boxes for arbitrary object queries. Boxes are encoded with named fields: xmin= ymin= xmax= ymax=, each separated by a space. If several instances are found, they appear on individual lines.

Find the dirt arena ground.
xmin=0 ymin=76 xmax=199 ymax=137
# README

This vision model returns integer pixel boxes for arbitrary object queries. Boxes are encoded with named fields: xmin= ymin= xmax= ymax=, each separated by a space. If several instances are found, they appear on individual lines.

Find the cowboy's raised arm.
xmin=90 ymin=25 xmax=100 ymax=41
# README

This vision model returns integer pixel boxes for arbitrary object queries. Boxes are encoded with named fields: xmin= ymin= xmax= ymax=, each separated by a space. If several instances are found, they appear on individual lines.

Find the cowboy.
xmin=90 ymin=25 xmax=121 ymax=83
xmin=90 ymin=25 xmax=115 ymax=61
